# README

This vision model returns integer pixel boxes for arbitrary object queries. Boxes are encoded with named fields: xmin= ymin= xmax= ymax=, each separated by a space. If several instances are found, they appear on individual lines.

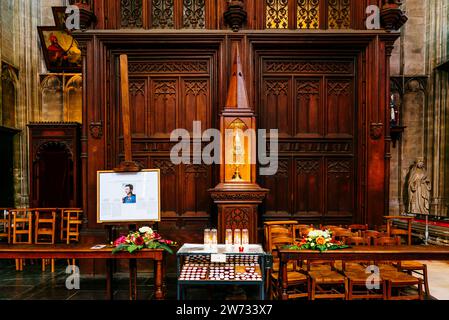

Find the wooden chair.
xmin=293 ymin=224 xmax=313 ymax=240
xmin=12 ymin=209 xmax=33 ymax=244
xmin=384 ymin=216 xmax=413 ymax=245
xmin=307 ymin=263 xmax=348 ymax=300
xmin=363 ymin=230 xmax=386 ymax=246
xmin=264 ymin=224 xmax=297 ymax=297
xmin=60 ymin=208 xmax=82 ymax=241
xmin=340 ymin=236 xmax=371 ymax=272
xmin=374 ymin=236 xmax=423 ymax=300
xmin=269 ymin=235 xmax=309 ymax=300
xmin=395 ymin=261 xmax=430 ymax=297
xmin=374 ymin=236 xmax=401 ymax=270
xmin=65 ymin=210 xmax=83 ymax=244
xmin=11 ymin=209 xmax=33 ymax=271
xmin=345 ymin=270 xmax=386 ymax=300
xmin=64 ymin=210 xmax=83 ymax=268
xmin=263 ymin=221 xmax=298 ymax=252
xmin=340 ymin=236 xmax=386 ymax=300
xmin=35 ymin=209 xmax=56 ymax=244
xmin=34 ymin=209 xmax=57 ymax=272
xmin=0 ymin=209 xmax=11 ymax=243
xmin=333 ymin=230 xmax=359 ymax=242
xmin=348 ymin=224 xmax=369 ymax=233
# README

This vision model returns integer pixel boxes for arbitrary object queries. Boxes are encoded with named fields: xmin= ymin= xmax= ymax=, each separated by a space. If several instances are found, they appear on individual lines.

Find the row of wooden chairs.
xmin=264 ymin=221 xmax=427 ymax=300
xmin=0 ymin=208 xmax=83 ymax=272
xmin=0 ymin=208 xmax=82 ymax=245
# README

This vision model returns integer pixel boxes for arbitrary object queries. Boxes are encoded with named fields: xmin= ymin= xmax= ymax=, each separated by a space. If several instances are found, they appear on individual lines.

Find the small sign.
xmin=91 ymin=245 xmax=107 ymax=250
xmin=211 ymin=254 xmax=227 ymax=263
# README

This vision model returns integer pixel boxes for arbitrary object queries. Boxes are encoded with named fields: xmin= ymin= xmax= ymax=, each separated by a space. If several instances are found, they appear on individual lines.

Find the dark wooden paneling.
xmin=259 ymin=56 xmax=356 ymax=224
xmin=74 ymin=31 xmax=399 ymax=265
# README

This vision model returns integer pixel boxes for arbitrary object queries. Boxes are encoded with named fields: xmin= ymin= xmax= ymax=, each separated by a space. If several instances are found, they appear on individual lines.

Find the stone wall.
xmin=0 ymin=0 xmax=78 ymax=207
xmin=389 ymin=0 xmax=449 ymax=216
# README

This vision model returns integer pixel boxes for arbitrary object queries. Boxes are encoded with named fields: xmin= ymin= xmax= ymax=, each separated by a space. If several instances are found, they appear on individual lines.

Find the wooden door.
xmin=259 ymin=57 xmax=356 ymax=225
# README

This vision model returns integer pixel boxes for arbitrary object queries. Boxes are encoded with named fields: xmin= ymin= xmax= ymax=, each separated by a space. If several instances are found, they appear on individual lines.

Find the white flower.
xmin=310 ymin=243 xmax=315 ymax=247
xmin=139 ymin=226 xmax=153 ymax=234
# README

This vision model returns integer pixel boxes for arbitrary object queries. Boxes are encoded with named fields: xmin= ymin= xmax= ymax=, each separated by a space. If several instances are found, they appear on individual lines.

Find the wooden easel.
xmin=105 ymin=55 xmax=157 ymax=300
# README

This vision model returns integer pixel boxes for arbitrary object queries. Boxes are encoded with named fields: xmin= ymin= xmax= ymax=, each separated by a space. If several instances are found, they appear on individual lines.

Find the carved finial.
xmin=224 ymin=0 xmax=247 ymax=32
xmin=381 ymin=0 xmax=408 ymax=31
xmin=225 ymin=46 xmax=250 ymax=110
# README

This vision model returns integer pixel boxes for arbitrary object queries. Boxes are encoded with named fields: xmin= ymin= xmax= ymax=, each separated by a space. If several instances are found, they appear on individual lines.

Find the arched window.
xmin=65 ymin=75 xmax=83 ymax=122
xmin=40 ymin=75 xmax=63 ymax=121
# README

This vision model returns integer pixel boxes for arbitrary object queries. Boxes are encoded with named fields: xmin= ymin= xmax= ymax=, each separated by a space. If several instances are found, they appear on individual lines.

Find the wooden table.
xmin=277 ymin=245 xmax=449 ymax=300
xmin=0 ymin=244 xmax=166 ymax=300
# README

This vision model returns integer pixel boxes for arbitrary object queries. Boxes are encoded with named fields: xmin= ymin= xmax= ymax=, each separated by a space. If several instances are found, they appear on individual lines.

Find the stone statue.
xmin=407 ymin=158 xmax=431 ymax=215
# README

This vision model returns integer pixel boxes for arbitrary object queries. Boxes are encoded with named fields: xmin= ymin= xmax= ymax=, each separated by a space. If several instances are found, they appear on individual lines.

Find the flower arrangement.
xmin=285 ymin=229 xmax=349 ymax=252
xmin=112 ymin=226 xmax=177 ymax=254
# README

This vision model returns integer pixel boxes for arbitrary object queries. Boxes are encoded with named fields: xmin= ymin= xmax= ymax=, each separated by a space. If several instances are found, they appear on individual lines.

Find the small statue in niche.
xmin=407 ymin=158 xmax=432 ymax=215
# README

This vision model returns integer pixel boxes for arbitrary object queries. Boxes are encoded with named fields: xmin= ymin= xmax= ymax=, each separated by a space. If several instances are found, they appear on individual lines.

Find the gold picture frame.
xmin=97 ymin=169 xmax=161 ymax=224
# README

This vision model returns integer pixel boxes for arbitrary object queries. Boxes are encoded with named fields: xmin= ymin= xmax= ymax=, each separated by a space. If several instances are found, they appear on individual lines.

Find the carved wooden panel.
xmin=263 ymin=79 xmax=291 ymax=137
xmin=326 ymin=79 xmax=353 ymax=137
xmin=183 ymin=164 xmax=210 ymax=216
xmin=129 ymin=79 xmax=147 ymax=137
xmin=266 ymin=0 xmax=289 ymax=29
xmin=183 ymin=0 xmax=206 ymax=29
xmin=327 ymin=0 xmax=351 ymax=29
xmin=297 ymin=0 xmax=319 ymax=29
xmin=295 ymin=159 xmax=322 ymax=217
xmin=121 ymin=0 xmax=143 ymax=28
xmin=326 ymin=159 xmax=354 ymax=217
xmin=296 ymin=79 xmax=321 ymax=137
xmin=260 ymin=158 xmax=290 ymax=216
xmin=264 ymin=60 xmax=353 ymax=74
xmin=129 ymin=60 xmax=209 ymax=74
xmin=181 ymin=79 xmax=210 ymax=132
xmin=152 ymin=0 xmax=175 ymax=29
xmin=261 ymin=58 xmax=356 ymax=223
xmin=152 ymin=158 xmax=178 ymax=217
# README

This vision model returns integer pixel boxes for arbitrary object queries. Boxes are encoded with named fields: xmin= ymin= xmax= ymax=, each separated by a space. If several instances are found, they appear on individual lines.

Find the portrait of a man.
xmin=122 ymin=184 xmax=137 ymax=204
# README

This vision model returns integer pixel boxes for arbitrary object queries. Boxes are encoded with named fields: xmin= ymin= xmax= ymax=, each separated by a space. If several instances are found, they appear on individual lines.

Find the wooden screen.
xmin=259 ymin=57 xmax=356 ymax=224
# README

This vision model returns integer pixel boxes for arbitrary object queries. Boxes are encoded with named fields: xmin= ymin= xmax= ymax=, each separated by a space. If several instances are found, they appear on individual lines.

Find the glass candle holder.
xmin=211 ymin=229 xmax=218 ymax=246
xmin=242 ymin=229 xmax=249 ymax=246
xmin=225 ymin=229 xmax=233 ymax=246
xmin=204 ymin=229 xmax=211 ymax=246
xmin=234 ymin=229 xmax=241 ymax=246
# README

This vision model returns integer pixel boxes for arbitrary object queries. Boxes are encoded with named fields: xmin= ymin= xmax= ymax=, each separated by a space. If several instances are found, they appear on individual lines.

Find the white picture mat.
xmin=97 ymin=170 xmax=160 ymax=223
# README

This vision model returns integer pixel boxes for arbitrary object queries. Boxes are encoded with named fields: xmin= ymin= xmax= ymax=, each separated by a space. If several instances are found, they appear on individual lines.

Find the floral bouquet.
xmin=112 ymin=226 xmax=177 ymax=254
xmin=284 ymin=229 xmax=349 ymax=252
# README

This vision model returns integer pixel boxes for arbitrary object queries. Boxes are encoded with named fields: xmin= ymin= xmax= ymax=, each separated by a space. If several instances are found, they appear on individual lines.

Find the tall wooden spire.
xmin=225 ymin=46 xmax=250 ymax=110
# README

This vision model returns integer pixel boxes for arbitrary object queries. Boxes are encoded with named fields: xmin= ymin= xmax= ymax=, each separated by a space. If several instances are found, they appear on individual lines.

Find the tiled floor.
xmin=0 ymin=260 xmax=260 ymax=300
xmin=417 ymin=260 xmax=449 ymax=300
xmin=0 ymin=260 xmax=447 ymax=300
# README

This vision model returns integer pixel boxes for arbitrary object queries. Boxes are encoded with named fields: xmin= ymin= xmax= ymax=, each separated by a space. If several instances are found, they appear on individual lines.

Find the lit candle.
xmin=225 ymin=229 xmax=233 ymax=246
xmin=234 ymin=229 xmax=241 ymax=246
xmin=204 ymin=229 xmax=211 ymax=246
xmin=211 ymin=229 xmax=218 ymax=246
xmin=242 ymin=229 xmax=249 ymax=246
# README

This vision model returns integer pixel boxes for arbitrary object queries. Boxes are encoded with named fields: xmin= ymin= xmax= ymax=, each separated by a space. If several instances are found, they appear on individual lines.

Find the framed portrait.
xmin=97 ymin=169 xmax=161 ymax=223
xmin=37 ymin=26 xmax=82 ymax=73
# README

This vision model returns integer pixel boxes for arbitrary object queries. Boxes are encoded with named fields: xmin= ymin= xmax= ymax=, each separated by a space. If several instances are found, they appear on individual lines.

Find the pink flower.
xmin=152 ymin=232 xmax=162 ymax=240
xmin=114 ymin=236 xmax=127 ymax=246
